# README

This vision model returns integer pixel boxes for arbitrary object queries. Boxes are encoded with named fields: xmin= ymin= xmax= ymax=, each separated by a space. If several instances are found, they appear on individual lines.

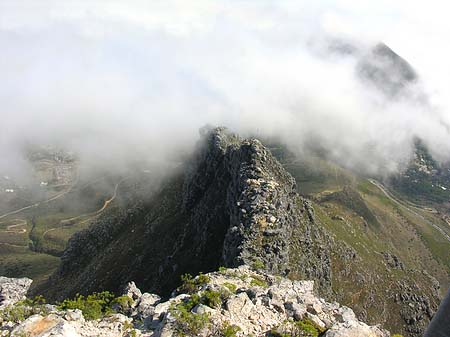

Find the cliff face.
xmin=38 ymin=128 xmax=331 ymax=301
xmin=35 ymin=128 xmax=440 ymax=336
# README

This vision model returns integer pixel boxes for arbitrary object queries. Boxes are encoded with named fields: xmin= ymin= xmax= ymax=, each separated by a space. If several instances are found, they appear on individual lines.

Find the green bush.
xmin=179 ymin=273 xmax=211 ymax=294
xmin=57 ymin=291 xmax=116 ymax=320
xmin=295 ymin=319 xmax=323 ymax=337
xmin=170 ymin=296 xmax=210 ymax=336
xmin=201 ymin=289 xmax=222 ymax=308
xmin=112 ymin=295 xmax=134 ymax=312
xmin=200 ymin=288 xmax=231 ymax=309
xmin=270 ymin=318 xmax=325 ymax=337
xmin=392 ymin=335 xmax=404 ymax=337
xmin=219 ymin=322 xmax=241 ymax=337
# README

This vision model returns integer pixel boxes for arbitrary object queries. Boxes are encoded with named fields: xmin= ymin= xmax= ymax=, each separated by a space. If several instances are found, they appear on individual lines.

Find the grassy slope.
xmin=266 ymin=144 xmax=450 ymax=335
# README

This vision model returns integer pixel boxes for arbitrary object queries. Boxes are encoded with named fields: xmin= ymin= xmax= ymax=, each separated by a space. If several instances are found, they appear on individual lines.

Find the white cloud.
xmin=0 ymin=0 xmax=449 ymax=177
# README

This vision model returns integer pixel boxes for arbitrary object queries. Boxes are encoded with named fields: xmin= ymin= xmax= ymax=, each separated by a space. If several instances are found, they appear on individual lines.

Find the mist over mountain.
xmin=1 ymin=1 xmax=450 ymax=181
xmin=1 ymin=3 xmax=450 ymax=337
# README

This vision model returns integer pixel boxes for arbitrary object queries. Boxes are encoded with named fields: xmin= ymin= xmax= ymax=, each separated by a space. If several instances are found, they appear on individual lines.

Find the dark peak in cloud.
xmin=357 ymin=43 xmax=419 ymax=99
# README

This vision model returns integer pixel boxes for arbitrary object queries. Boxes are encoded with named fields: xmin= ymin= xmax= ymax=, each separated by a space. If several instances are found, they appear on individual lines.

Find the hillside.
xmin=267 ymin=142 xmax=450 ymax=336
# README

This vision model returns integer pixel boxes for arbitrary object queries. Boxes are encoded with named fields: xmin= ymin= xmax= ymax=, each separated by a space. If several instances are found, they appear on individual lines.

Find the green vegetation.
xmin=170 ymin=296 xmax=210 ymax=336
xmin=218 ymin=268 xmax=247 ymax=281
xmin=219 ymin=322 xmax=241 ymax=337
xmin=112 ymin=295 xmax=134 ymax=311
xmin=392 ymin=334 xmax=404 ymax=337
xmin=170 ymin=293 xmax=242 ymax=337
xmin=0 ymin=295 xmax=47 ymax=323
xmin=251 ymin=259 xmax=265 ymax=270
xmin=250 ymin=276 xmax=268 ymax=288
xmin=201 ymin=289 xmax=223 ymax=308
xmin=294 ymin=319 xmax=325 ymax=337
xmin=270 ymin=331 xmax=291 ymax=337
xmin=223 ymin=282 xmax=237 ymax=293
xmin=270 ymin=319 xmax=325 ymax=337
xmin=0 ymin=245 xmax=60 ymax=288
xmin=322 ymin=186 xmax=380 ymax=228
xmin=57 ymin=291 xmax=128 ymax=320
xmin=123 ymin=321 xmax=138 ymax=337
xmin=178 ymin=273 xmax=211 ymax=294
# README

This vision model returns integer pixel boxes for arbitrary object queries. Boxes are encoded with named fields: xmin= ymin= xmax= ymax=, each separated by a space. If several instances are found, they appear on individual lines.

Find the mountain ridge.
xmin=33 ymin=127 xmax=442 ymax=336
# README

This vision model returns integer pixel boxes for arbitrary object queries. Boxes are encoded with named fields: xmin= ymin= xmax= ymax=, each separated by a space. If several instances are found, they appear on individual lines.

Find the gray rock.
xmin=191 ymin=304 xmax=216 ymax=315
xmin=64 ymin=309 xmax=84 ymax=322
xmin=334 ymin=306 xmax=357 ymax=323
xmin=284 ymin=301 xmax=306 ymax=320
xmin=135 ymin=292 xmax=161 ymax=319
xmin=0 ymin=277 xmax=32 ymax=308
xmin=305 ymin=312 xmax=326 ymax=329
xmin=122 ymin=281 xmax=142 ymax=302
xmin=226 ymin=292 xmax=254 ymax=317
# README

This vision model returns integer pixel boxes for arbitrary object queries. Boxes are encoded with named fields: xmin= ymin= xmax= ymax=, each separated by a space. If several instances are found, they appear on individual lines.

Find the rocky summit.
xmin=2 ymin=267 xmax=391 ymax=337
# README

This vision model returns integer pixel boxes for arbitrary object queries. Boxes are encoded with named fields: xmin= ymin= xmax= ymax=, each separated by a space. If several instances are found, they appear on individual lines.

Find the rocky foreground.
xmin=1 ymin=267 xmax=392 ymax=337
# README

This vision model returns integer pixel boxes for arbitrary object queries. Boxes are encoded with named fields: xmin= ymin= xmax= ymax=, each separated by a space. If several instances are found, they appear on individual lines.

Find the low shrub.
xmin=179 ymin=273 xmax=211 ymax=294
xmin=270 ymin=318 xmax=325 ymax=337
xmin=57 ymin=291 xmax=116 ymax=320
xmin=223 ymin=282 xmax=237 ymax=293
xmin=250 ymin=276 xmax=268 ymax=288
xmin=251 ymin=259 xmax=265 ymax=270
xmin=219 ymin=321 xmax=241 ymax=337
xmin=170 ymin=296 xmax=210 ymax=336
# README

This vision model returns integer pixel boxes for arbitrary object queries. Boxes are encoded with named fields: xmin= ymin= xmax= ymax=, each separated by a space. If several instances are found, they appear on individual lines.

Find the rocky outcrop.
xmin=0 ymin=277 xmax=32 ymax=308
xmin=3 ymin=268 xmax=390 ymax=337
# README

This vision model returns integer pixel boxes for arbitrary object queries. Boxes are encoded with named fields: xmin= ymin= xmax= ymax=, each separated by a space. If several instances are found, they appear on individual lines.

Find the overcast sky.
xmin=1 ymin=0 xmax=450 ymax=176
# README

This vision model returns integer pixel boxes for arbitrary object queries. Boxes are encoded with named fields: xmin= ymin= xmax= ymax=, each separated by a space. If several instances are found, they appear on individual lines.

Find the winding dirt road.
xmin=0 ymin=174 xmax=79 ymax=221
xmin=368 ymin=179 xmax=450 ymax=242
xmin=42 ymin=179 xmax=125 ymax=239
xmin=0 ymin=219 xmax=28 ymax=248
xmin=0 ymin=219 xmax=27 ymax=234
